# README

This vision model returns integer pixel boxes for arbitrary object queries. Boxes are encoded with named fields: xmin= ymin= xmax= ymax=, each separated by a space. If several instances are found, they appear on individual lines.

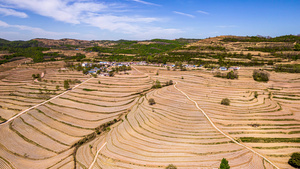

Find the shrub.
xmin=214 ymin=71 xmax=238 ymax=79
xmin=148 ymin=98 xmax=156 ymax=105
xmin=166 ymin=164 xmax=177 ymax=169
xmin=253 ymin=70 xmax=270 ymax=82
xmin=221 ymin=98 xmax=230 ymax=106
xmin=295 ymin=43 xmax=300 ymax=51
xmin=254 ymin=91 xmax=258 ymax=98
xmin=109 ymin=71 xmax=114 ymax=77
xmin=64 ymin=80 xmax=70 ymax=90
xmin=226 ymin=71 xmax=238 ymax=79
xmin=219 ymin=158 xmax=230 ymax=169
xmin=152 ymin=80 xmax=162 ymax=89
xmin=289 ymin=152 xmax=300 ymax=168
xmin=165 ymin=80 xmax=173 ymax=86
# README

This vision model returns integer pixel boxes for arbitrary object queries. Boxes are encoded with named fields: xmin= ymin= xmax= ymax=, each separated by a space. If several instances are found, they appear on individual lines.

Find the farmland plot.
xmin=0 ymin=67 xmax=88 ymax=123
xmin=80 ymin=84 xmax=275 ymax=168
xmin=158 ymin=67 xmax=300 ymax=169
xmin=0 ymin=68 xmax=152 ymax=169
xmin=76 ymin=66 xmax=290 ymax=169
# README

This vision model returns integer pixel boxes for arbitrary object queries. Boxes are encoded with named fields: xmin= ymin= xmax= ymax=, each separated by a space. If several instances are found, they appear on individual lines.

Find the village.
xmin=81 ymin=61 xmax=240 ymax=76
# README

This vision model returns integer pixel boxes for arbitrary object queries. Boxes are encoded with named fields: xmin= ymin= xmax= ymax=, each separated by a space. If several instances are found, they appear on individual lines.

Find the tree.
xmin=253 ymin=70 xmax=270 ymax=82
xmin=254 ymin=91 xmax=258 ymax=98
xmin=152 ymin=80 xmax=162 ymax=89
xmin=226 ymin=71 xmax=238 ymax=79
xmin=56 ymin=85 xmax=60 ymax=91
xmin=288 ymin=152 xmax=300 ymax=168
xmin=148 ymin=98 xmax=156 ymax=105
xmin=219 ymin=158 xmax=230 ymax=169
xmin=165 ymin=164 xmax=177 ymax=169
xmin=221 ymin=98 xmax=230 ymax=106
xmin=64 ymin=80 xmax=70 ymax=90
xmin=109 ymin=71 xmax=114 ymax=77
xmin=294 ymin=43 xmax=300 ymax=51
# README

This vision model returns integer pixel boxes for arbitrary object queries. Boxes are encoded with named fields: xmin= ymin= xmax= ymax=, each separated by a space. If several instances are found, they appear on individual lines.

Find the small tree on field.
xmin=109 ymin=71 xmax=114 ymax=77
xmin=165 ymin=164 xmax=177 ymax=169
xmin=64 ymin=80 xmax=70 ymax=90
xmin=165 ymin=80 xmax=173 ymax=86
xmin=221 ymin=98 xmax=230 ymax=106
xmin=226 ymin=71 xmax=238 ymax=79
xmin=56 ymin=85 xmax=60 ymax=91
xmin=152 ymin=80 xmax=162 ymax=89
xmin=288 ymin=152 xmax=300 ymax=168
xmin=148 ymin=98 xmax=156 ymax=105
xmin=254 ymin=91 xmax=258 ymax=98
xmin=294 ymin=43 xmax=300 ymax=51
xmin=219 ymin=158 xmax=230 ymax=169
xmin=253 ymin=70 xmax=270 ymax=82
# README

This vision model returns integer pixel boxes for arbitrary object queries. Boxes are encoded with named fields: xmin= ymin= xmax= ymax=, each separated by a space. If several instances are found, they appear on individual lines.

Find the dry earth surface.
xmin=0 ymin=63 xmax=299 ymax=169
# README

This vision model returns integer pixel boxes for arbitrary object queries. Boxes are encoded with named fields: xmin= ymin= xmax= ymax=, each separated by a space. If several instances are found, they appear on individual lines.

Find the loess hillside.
xmin=0 ymin=35 xmax=299 ymax=169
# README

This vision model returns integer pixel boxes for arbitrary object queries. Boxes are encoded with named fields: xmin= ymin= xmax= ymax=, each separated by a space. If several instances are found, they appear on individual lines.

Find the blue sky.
xmin=0 ymin=0 xmax=299 ymax=40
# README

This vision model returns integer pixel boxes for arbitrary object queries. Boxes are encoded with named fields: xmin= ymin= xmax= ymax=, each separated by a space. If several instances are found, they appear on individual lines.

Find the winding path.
xmin=173 ymin=81 xmax=280 ymax=169
xmin=88 ymin=142 xmax=107 ymax=169
xmin=133 ymin=65 xmax=279 ymax=169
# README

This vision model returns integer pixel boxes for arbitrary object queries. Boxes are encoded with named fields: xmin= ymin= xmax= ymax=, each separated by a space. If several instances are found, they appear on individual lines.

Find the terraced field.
xmin=156 ymin=67 xmax=300 ymax=168
xmin=0 ymin=67 xmax=152 ymax=168
xmin=0 ymin=64 xmax=299 ymax=169
xmin=79 ymin=84 xmax=277 ymax=168
xmin=0 ymin=67 xmax=87 ymax=123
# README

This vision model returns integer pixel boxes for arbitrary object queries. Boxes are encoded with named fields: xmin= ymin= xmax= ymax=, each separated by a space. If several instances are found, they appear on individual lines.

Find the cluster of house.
xmin=82 ymin=61 xmax=132 ymax=76
xmin=219 ymin=66 xmax=240 ymax=71
xmin=81 ymin=61 xmax=240 ymax=75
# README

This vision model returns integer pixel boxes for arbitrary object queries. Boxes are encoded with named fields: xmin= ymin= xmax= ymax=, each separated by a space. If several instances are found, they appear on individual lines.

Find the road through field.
xmin=173 ymin=81 xmax=280 ymax=169
xmin=88 ymin=142 xmax=107 ymax=169
xmin=132 ymin=65 xmax=280 ymax=169
xmin=0 ymin=77 xmax=93 ymax=126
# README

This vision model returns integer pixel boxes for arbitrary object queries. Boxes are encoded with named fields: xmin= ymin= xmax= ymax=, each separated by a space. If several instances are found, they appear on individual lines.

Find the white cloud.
xmin=197 ymin=10 xmax=209 ymax=15
xmin=0 ymin=0 xmax=181 ymax=39
xmin=0 ymin=0 xmax=107 ymax=24
xmin=133 ymin=27 xmax=183 ymax=39
xmin=131 ymin=0 xmax=160 ymax=6
xmin=0 ymin=20 xmax=9 ymax=27
xmin=84 ymin=14 xmax=181 ymax=38
xmin=0 ymin=20 xmax=77 ymax=37
xmin=0 ymin=7 xmax=28 ymax=18
xmin=173 ymin=11 xmax=195 ymax=18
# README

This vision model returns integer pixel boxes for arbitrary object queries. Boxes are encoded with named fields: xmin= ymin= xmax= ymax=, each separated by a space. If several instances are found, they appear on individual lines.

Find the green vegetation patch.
xmin=274 ymin=64 xmax=300 ymax=73
xmin=222 ymin=35 xmax=300 ymax=43
xmin=253 ymin=70 xmax=270 ymax=82
xmin=289 ymin=152 xmax=300 ymax=168
xmin=240 ymin=137 xmax=300 ymax=143
xmin=247 ymin=46 xmax=292 ymax=53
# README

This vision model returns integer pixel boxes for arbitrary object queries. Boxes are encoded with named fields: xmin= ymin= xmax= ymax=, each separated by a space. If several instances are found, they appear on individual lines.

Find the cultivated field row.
xmin=76 ymin=71 xmax=276 ymax=168
xmin=0 ymin=68 xmax=152 ymax=169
